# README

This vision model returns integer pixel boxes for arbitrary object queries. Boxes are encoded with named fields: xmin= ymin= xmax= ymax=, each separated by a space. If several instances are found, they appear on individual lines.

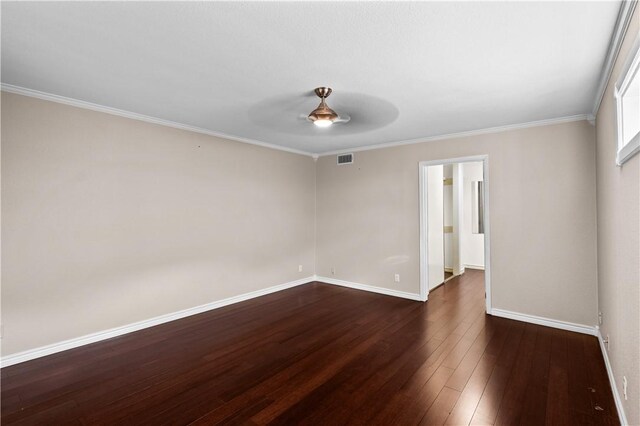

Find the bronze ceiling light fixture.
xmin=308 ymin=87 xmax=339 ymax=127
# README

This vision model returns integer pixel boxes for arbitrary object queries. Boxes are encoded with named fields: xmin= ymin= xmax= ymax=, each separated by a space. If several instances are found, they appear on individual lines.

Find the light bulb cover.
xmin=313 ymin=119 xmax=333 ymax=127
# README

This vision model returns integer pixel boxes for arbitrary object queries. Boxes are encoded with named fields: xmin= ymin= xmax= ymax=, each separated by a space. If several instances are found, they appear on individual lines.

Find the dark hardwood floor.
xmin=1 ymin=270 xmax=618 ymax=425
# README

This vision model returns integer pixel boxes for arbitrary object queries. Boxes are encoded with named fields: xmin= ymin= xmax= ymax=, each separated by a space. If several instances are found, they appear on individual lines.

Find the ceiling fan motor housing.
xmin=309 ymin=87 xmax=338 ymax=124
xmin=314 ymin=87 xmax=332 ymax=99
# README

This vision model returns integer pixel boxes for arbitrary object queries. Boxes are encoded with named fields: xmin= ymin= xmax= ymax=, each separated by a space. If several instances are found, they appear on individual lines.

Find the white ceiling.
xmin=1 ymin=2 xmax=621 ymax=155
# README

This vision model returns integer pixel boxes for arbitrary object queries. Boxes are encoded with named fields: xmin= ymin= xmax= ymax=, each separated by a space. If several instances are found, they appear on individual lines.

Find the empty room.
xmin=1 ymin=1 xmax=639 ymax=425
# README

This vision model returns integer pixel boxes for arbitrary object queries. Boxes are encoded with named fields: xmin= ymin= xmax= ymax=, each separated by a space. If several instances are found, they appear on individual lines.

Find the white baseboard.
xmin=315 ymin=276 xmax=423 ymax=301
xmin=2 ymin=281 xmax=626 ymax=426
xmin=1 ymin=275 xmax=423 ymax=367
xmin=1 ymin=276 xmax=315 ymax=367
xmin=491 ymin=309 xmax=626 ymax=424
xmin=2 ymin=277 xmax=607 ymax=378
xmin=464 ymin=264 xmax=485 ymax=271
xmin=490 ymin=308 xmax=596 ymax=336
xmin=596 ymin=328 xmax=628 ymax=426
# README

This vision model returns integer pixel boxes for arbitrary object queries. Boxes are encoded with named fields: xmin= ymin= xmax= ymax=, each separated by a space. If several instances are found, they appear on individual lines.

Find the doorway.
xmin=419 ymin=155 xmax=491 ymax=314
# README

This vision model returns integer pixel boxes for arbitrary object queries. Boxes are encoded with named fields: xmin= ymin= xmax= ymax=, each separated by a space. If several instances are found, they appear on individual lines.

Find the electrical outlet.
xmin=598 ymin=312 xmax=603 ymax=325
xmin=331 ymin=267 xmax=335 ymax=275
xmin=298 ymin=265 xmax=303 ymax=272
xmin=623 ymin=376 xmax=628 ymax=400
xmin=394 ymin=274 xmax=400 ymax=283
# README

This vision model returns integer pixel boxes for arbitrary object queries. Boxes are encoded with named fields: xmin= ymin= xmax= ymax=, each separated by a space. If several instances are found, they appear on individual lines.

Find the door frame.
xmin=419 ymin=155 xmax=492 ymax=314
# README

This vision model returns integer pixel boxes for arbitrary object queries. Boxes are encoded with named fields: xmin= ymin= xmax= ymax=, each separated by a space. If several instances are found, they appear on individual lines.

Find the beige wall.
xmin=316 ymin=120 xmax=598 ymax=326
xmin=595 ymin=8 xmax=640 ymax=425
xmin=1 ymin=92 xmax=316 ymax=356
xmin=0 ymin=89 xmax=604 ymax=366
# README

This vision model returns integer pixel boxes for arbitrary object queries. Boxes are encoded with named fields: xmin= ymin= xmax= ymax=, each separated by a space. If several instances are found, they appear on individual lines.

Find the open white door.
xmin=426 ymin=165 xmax=444 ymax=290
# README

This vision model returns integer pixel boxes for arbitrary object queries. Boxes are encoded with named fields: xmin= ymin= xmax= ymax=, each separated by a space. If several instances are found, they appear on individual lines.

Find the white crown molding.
xmin=0 ymin=276 xmax=316 ymax=367
xmin=596 ymin=327 xmax=629 ymax=426
xmin=318 ymin=114 xmax=591 ymax=157
xmin=315 ymin=275 xmax=423 ymax=301
xmin=491 ymin=308 xmax=597 ymax=336
xmin=591 ymin=0 xmax=638 ymax=118
xmin=4 ymin=83 xmax=594 ymax=159
xmin=0 ymin=83 xmax=315 ymax=158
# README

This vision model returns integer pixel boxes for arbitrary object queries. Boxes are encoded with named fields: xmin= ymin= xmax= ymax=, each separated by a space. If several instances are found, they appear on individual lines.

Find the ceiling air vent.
xmin=337 ymin=153 xmax=354 ymax=165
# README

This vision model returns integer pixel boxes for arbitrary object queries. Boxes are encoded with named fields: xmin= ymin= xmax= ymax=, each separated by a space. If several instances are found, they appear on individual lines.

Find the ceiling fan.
xmin=306 ymin=87 xmax=350 ymax=127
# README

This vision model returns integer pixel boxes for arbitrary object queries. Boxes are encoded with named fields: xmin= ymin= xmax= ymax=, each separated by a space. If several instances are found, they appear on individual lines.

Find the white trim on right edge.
xmin=592 ymin=0 xmax=638 ymax=117
xmin=614 ymin=32 xmax=640 ymax=166
xmin=596 ymin=328 xmax=629 ymax=426
xmin=315 ymin=276 xmax=422 ymax=301
xmin=491 ymin=308 xmax=597 ymax=336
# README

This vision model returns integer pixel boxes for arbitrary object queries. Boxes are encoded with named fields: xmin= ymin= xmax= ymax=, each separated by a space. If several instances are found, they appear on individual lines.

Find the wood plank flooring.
xmin=1 ymin=270 xmax=619 ymax=425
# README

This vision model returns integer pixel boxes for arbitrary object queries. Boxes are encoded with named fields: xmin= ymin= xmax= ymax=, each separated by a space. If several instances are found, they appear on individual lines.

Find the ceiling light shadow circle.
xmin=247 ymin=91 xmax=399 ymax=136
